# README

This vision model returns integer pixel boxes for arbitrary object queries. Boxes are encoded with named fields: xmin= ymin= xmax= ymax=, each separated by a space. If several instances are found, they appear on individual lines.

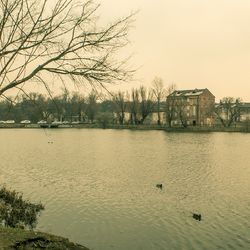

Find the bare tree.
xmin=112 ymin=91 xmax=127 ymax=125
xmin=20 ymin=92 xmax=48 ymax=121
xmin=70 ymin=92 xmax=86 ymax=122
xmin=0 ymin=0 xmax=134 ymax=98
xmin=57 ymin=88 xmax=71 ymax=121
xmin=86 ymin=89 xmax=98 ymax=123
xmin=128 ymin=88 xmax=140 ymax=124
xmin=138 ymin=86 xmax=154 ymax=124
xmin=165 ymin=83 xmax=176 ymax=127
xmin=151 ymin=77 xmax=166 ymax=125
xmin=215 ymin=97 xmax=241 ymax=127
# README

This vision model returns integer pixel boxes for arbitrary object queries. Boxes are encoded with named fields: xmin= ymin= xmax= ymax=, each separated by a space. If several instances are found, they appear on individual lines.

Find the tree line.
xmin=0 ymin=83 xmax=246 ymax=128
xmin=0 ymin=78 xmax=173 ymax=125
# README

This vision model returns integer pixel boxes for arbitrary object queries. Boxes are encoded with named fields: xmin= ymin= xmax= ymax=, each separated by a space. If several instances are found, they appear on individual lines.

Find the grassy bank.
xmin=0 ymin=227 xmax=89 ymax=249
xmin=0 ymin=187 xmax=89 ymax=249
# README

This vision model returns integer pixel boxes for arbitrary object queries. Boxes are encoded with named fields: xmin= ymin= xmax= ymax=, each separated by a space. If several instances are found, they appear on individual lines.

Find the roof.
xmin=168 ymin=88 xmax=214 ymax=98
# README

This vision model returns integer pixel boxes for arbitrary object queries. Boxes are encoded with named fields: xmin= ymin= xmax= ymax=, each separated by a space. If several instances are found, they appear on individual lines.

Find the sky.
xmin=97 ymin=0 xmax=250 ymax=101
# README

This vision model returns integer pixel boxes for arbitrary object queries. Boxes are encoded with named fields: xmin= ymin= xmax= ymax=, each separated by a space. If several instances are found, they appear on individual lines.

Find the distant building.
xmin=239 ymin=103 xmax=250 ymax=121
xmin=166 ymin=88 xmax=215 ymax=127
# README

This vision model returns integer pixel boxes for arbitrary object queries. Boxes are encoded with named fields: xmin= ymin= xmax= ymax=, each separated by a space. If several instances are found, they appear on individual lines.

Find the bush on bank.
xmin=0 ymin=186 xmax=44 ymax=229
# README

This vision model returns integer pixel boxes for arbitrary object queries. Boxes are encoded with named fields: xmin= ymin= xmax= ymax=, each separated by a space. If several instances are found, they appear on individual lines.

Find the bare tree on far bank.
xmin=112 ymin=91 xmax=128 ymax=125
xmin=138 ymin=86 xmax=154 ymax=124
xmin=0 ymin=0 xmax=135 ymax=99
xmin=215 ymin=97 xmax=241 ymax=127
xmin=128 ymin=88 xmax=140 ymax=124
xmin=86 ymin=90 xmax=98 ymax=123
xmin=61 ymin=91 xmax=86 ymax=122
xmin=165 ymin=83 xmax=176 ymax=127
xmin=151 ymin=77 xmax=167 ymax=125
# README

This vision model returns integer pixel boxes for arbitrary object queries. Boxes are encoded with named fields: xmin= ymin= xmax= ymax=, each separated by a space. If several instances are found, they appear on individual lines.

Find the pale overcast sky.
xmin=98 ymin=0 xmax=250 ymax=101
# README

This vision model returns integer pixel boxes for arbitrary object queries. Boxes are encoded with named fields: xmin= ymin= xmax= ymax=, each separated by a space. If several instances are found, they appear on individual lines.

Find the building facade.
xmin=166 ymin=88 xmax=215 ymax=127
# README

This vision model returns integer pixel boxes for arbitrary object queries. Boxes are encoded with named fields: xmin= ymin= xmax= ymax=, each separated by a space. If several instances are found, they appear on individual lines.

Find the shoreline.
xmin=0 ymin=124 xmax=249 ymax=133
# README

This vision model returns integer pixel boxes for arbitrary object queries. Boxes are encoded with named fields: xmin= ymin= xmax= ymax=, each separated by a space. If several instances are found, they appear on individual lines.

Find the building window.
xmin=193 ymin=106 xmax=196 ymax=116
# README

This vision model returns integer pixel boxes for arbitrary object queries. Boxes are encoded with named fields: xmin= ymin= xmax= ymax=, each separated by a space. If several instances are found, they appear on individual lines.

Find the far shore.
xmin=0 ymin=123 xmax=249 ymax=133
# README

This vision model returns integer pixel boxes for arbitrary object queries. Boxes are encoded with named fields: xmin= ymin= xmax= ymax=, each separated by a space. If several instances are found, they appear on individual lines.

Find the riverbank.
xmin=98 ymin=124 xmax=250 ymax=132
xmin=0 ymin=123 xmax=249 ymax=132
xmin=0 ymin=227 xmax=89 ymax=249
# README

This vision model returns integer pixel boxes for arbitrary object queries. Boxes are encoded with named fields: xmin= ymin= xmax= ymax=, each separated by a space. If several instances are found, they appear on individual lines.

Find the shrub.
xmin=0 ymin=186 xmax=44 ymax=229
xmin=96 ymin=112 xmax=114 ymax=128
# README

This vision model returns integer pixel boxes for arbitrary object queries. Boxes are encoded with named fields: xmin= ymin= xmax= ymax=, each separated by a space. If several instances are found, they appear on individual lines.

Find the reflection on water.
xmin=0 ymin=129 xmax=250 ymax=250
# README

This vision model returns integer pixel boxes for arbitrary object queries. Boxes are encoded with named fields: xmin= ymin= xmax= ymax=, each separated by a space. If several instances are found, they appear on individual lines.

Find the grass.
xmin=0 ymin=227 xmax=89 ymax=249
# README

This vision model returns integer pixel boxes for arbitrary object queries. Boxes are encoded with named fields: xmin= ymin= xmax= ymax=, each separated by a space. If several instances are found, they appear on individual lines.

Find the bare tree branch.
xmin=0 ymin=0 xmax=135 ymax=97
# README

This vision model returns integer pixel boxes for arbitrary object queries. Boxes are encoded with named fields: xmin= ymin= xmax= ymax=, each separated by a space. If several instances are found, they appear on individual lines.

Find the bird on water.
xmin=156 ymin=184 xmax=163 ymax=189
xmin=192 ymin=213 xmax=202 ymax=221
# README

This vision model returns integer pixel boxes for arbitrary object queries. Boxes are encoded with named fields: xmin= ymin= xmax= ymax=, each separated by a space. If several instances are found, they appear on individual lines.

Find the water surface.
xmin=0 ymin=129 xmax=249 ymax=249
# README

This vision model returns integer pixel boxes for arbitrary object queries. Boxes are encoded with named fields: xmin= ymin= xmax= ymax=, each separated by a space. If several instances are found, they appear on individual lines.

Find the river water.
xmin=0 ymin=129 xmax=249 ymax=249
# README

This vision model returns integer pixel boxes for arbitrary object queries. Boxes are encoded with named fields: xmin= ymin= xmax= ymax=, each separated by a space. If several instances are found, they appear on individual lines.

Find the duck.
xmin=156 ymin=184 xmax=163 ymax=189
xmin=192 ymin=213 xmax=201 ymax=221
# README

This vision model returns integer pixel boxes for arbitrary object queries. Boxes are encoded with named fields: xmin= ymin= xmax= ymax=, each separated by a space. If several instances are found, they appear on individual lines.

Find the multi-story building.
xmin=166 ymin=88 xmax=215 ymax=127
